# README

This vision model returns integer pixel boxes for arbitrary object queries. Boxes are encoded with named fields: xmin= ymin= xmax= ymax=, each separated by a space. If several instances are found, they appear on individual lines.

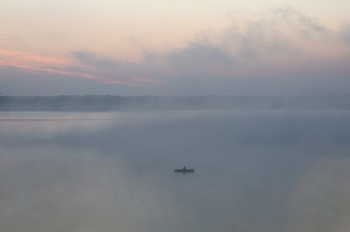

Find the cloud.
xmin=0 ymin=31 xmax=18 ymax=41
xmin=70 ymin=51 xmax=169 ymax=87
xmin=219 ymin=7 xmax=343 ymax=62
xmin=165 ymin=42 xmax=234 ymax=74
xmin=68 ymin=8 xmax=350 ymax=94
xmin=273 ymin=7 xmax=327 ymax=35
xmin=70 ymin=51 xmax=124 ymax=71
xmin=2 ymin=6 xmax=350 ymax=95
xmin=0 ymin=50 xmax=143 ymax=86
xmin=72 ymin=6 xmax=350 ymax=79
xmin=340 ymin=23 xmax=350 ymax=44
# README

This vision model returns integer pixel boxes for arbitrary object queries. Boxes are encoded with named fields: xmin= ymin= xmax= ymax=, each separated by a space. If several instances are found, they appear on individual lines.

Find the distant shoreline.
xmin=1 ymin=95 xmax=350 ymax=111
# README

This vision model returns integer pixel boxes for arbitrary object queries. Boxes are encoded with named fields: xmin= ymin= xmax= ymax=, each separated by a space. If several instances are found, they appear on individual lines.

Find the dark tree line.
xmin=0 ymin=95 xmax=349 ymax=111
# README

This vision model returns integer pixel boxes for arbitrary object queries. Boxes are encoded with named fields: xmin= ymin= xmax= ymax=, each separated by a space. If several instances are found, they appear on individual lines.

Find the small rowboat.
xmin=174 ymin=169 xmax=194 ymax=173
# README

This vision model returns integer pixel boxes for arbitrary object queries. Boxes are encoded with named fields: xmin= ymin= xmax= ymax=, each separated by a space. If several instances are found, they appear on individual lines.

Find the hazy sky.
xmin=1 ymin=0 xmax=350 ymax=95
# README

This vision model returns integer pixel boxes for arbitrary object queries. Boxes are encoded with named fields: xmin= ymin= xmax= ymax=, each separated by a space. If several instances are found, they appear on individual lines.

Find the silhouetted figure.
xmin=183 ymin=166 xmax=186 ymax=170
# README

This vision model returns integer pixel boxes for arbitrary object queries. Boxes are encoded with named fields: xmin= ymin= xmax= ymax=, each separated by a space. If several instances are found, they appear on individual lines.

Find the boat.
xmin=174 ymin=168 xmax=194 ymax=173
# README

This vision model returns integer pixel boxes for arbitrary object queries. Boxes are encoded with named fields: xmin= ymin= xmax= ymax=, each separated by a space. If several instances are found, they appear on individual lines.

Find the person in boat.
xmin=183 ymin=166 xmax=186 ymax=170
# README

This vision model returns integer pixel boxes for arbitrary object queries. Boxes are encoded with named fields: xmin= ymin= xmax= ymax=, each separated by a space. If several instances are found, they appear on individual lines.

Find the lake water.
xmin=1 ymin=110 xmax=350 ymax=232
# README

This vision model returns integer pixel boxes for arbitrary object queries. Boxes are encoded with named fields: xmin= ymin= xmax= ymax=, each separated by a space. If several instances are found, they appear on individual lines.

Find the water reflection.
xmin=0 ymin=111 xmax=350 ymax=231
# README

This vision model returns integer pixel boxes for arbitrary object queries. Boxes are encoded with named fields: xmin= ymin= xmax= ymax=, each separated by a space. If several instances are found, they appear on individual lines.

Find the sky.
xmin=1 ymin=0 xmax=350 ymax=96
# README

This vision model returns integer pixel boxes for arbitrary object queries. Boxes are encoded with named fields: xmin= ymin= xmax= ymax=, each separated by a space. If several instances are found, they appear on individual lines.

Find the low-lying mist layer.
xmin=1 ymin=111 xmax=350 ymax=232
xmin=1 ymin=111 xmax=350 ymax=149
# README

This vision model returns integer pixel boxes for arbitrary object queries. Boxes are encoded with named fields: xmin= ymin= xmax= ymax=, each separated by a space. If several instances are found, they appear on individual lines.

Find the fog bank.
xmin=1 ymin=111 xmax=350 ymax=231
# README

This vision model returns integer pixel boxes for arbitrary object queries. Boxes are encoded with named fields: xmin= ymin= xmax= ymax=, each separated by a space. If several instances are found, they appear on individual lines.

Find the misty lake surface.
xmin=1 ymin=110 xmax=350 ymax=232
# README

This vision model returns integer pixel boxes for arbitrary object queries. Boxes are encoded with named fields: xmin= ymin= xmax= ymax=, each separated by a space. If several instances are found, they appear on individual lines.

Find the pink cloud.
xmin=0 ymin=49 xmax=139 ymax=86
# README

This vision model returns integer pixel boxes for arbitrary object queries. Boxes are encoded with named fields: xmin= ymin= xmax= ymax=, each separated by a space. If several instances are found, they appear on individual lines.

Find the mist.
xmin=1 ymin=110 xmax=350 ymax=231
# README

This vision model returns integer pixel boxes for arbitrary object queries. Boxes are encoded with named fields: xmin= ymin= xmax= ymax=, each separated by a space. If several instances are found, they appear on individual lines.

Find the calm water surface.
xmin=1 ymin=111 xmax=350 ymax=232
